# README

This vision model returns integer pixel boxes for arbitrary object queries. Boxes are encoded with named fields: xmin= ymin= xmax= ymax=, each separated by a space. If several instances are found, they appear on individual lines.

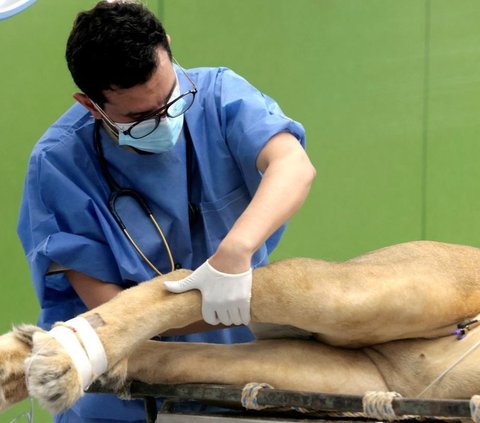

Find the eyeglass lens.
xmin=128 ymin=91 xmax=195 ymax=139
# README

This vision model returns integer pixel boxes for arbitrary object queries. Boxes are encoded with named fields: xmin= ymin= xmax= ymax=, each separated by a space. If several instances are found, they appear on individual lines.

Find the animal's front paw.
xmin=0 ymin=325 xmax=37 ymax=411
xmin=26 ymin=330 xmax=83 ymax=414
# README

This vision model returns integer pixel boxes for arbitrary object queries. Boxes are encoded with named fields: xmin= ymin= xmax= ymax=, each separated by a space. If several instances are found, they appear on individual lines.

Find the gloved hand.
xmin=163 ymin=260 xmax=252 ymax=326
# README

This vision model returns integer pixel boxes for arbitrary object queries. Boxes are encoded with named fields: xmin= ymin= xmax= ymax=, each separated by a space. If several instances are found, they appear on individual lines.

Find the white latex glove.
xmin=163 ymin=260 xmax=252 ymax=326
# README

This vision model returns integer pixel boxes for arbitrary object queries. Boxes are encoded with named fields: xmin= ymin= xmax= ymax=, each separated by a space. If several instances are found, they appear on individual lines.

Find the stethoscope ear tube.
xmin=94 ymin=120 xmax=119 ymax=192
xmin=108 ymin=188 xmax=155 ymax=230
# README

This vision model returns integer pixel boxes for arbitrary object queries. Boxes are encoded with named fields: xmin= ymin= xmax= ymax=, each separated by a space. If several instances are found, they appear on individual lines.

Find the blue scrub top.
xmin=18 ymin=66 xmax=306 ymax=422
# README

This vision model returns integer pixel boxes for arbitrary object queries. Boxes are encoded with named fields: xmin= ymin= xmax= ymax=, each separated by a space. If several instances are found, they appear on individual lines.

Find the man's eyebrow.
xmin=125 ymin=81 xmax=177 ymax=120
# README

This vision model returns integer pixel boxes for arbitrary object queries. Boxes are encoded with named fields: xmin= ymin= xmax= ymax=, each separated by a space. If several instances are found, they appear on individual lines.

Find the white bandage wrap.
xmin=48 ymin=325 xmax=93 ymax=390
xmin=48 ymin=316 xmax=108 ymax=390
xmin=67 ymin=317 xmax=108 ymax=380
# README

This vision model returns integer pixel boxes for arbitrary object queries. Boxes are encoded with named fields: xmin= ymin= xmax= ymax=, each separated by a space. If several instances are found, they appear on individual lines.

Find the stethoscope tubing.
xmin=94 ymin=120 xmax=175 ymax=274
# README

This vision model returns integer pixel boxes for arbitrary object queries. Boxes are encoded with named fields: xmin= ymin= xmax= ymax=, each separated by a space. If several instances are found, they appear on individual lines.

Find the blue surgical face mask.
xmin=114 ymin=86 xmax=185 ymax=154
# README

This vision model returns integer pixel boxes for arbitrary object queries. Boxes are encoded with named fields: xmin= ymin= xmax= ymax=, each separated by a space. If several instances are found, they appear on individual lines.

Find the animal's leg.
xmin=26 ymin=269 xmax=203 ymax=413
xmin=125 ymin=339 xmax=388 ymax=395
xmin=123 ymin=327 xmax=480 ymax=400
xmin=26 ymin=241 xmax=480 ymax=411
xmin=0 ymin=325 xmax=38 ymax=411
xmin=29 ymin=241 xmax=480 ymax=380
xmin=251 ymin=241 xmax=480 ymax=346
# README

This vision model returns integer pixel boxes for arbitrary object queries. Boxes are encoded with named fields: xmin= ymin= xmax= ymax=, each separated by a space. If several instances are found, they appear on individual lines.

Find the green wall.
xmin=1 ymin=0 xmax=480 ymax=421
xmin=162 ymin=0 xmax=480 ymax=261
xmin=161 ymin=0 xmax=428 ymax=260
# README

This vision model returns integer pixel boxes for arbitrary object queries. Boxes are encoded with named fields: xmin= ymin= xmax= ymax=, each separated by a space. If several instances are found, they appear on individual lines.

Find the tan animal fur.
xmin=2 ymin=240 xmax=480 ymax=414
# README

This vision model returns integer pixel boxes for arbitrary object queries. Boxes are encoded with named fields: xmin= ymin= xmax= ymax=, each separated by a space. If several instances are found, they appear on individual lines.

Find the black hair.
xmin=66 ymin=0 xmax=172 ymax=104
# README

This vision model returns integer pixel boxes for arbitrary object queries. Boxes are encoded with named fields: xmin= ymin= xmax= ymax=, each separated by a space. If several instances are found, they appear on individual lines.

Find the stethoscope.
xmin=94 ymin=119 xmax=178 ymax=276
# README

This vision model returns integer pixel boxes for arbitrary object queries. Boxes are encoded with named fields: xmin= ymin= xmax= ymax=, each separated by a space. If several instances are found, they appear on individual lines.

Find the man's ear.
xmin=73 ymin=93 xmax=102 ymax=119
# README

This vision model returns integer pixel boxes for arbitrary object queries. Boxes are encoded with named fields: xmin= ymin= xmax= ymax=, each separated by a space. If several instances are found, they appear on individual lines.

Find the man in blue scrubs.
xmin=17 ymin=1 xmax=316 ymax=421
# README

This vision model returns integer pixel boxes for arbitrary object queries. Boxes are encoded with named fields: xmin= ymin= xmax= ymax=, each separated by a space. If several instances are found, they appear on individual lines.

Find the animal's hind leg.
xmin=251 ymin=241 xmax=480 ymax=346
xmin=125 ymin=339 xmax=388 ymax=395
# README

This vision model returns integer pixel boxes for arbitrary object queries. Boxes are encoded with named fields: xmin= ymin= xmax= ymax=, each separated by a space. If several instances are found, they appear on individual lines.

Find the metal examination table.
xmin=90 ymin=381 xmax=474 ymax=423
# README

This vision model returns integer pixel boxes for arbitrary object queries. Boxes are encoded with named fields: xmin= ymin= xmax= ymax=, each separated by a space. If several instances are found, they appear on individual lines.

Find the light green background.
xmin=1 ymin=0 xmax=480 ymax=421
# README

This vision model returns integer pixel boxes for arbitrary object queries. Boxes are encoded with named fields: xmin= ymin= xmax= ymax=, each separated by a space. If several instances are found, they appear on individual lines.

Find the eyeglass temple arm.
xmin=173 ymin=57 xmax=198 ymax=91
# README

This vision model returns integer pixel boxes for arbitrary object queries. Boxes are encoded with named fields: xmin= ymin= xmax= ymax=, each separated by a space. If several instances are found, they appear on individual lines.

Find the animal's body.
xmin=2 ymin=240 xmax=480 ymax=414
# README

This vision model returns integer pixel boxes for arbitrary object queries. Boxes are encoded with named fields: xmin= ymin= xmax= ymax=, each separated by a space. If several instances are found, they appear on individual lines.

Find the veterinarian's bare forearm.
xmin=161 ymin=320 xmax=227 ymax=336
xmin=210 ymin=133 xmax=315 ymax=272
xmin=67 ymin=270 xmax=123 ymax=309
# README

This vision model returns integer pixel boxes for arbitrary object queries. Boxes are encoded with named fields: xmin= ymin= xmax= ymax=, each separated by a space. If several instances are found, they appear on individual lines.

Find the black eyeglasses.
xmin=93 ymin=59 xmax=197 ymax=139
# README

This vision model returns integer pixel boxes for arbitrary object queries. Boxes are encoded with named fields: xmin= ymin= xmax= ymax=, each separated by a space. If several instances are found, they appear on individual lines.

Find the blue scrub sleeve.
xmin=18 ymin=150 xmax=125 ymax=309
xmin=218 ymin=69 xmax=306 ymax=190
xmin=217 ymin=69 xmax=306 ymax=253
